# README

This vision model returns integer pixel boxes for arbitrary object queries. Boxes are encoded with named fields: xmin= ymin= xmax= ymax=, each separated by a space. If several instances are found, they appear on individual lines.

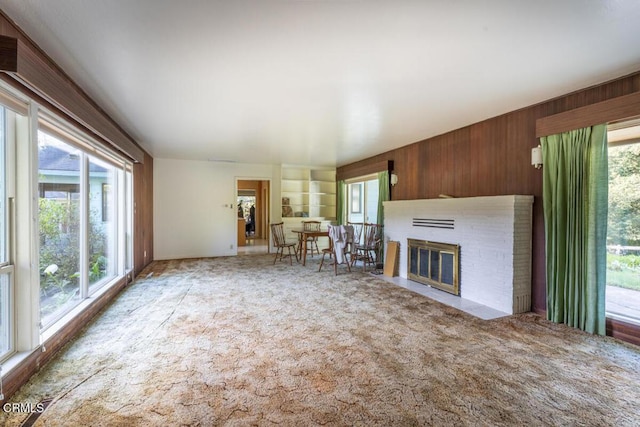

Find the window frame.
xmin=345 ymin=174 xmax=379 ymax=226
xmin=606 ymin=124 xmax=640 ymax=326
xmin=37 ymin=110 xmax=134 ymax=332
xmin=0 ymin=99 xmax=24 ymax=363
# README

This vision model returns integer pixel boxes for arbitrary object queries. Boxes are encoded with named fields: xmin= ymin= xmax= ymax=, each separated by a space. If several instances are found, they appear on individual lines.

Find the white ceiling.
xmin=1 ymin=1 xmax=639 ymax=167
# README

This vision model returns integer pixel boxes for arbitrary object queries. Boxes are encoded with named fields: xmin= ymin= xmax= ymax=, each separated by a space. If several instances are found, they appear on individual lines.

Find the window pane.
xmin=88 ymin=155 xmax=116 ymax=293
xmin=606 ymin=142 xmax=640 ymax=322
xmin=365 ymin=178 xmax=379 ymax=224
xmin=0 ymin=107 xmax=6 ymax=265
xmin=347 ymin=179 xmax=379 ymax=225
xmin=0 ymin=272 xmax=10 ymax=358
xmin=0 ymin=108 xmax=8 ymax=359
xmin=39 ymin=132 xmax=81 ymax=327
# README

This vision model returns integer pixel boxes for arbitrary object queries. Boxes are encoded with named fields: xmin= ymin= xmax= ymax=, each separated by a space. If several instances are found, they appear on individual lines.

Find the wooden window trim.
xmin=536 ymin=91 xmax=640 ymax=137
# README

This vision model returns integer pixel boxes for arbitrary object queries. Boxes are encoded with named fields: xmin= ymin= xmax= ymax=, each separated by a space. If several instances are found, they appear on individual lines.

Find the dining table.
xmin=291 ymin=228 xmax=330 ymax=266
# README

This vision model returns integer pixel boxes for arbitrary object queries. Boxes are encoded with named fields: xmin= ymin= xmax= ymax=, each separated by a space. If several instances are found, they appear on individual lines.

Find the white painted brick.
xmin=384 ymin=195 xmax=533 ymax=314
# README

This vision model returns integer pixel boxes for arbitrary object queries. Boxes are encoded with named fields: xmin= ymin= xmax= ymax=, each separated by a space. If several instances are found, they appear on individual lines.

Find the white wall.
xmin=154 ymin=158 xmax=280 ymax=260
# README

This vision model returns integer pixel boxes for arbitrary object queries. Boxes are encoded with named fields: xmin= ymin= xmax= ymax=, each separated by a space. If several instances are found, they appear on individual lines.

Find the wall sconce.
xmin=390 ymin=173 xmax=398 ymax=186
xmin=531 ymin=145 xmax=543 ymax=169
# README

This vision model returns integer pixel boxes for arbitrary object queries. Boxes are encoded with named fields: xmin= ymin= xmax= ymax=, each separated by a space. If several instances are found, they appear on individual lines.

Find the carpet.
xmin=2 ymin=255 xmax=640 ymax=426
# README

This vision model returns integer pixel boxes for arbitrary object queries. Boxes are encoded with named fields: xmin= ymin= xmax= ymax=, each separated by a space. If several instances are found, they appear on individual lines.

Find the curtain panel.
xmin=377 ymin=171 xmax=390 ymax=259
xmin=541 ymin=124 xmax=608 ymax=335
xmin=336 ymin=180 xmax=346 ymax=225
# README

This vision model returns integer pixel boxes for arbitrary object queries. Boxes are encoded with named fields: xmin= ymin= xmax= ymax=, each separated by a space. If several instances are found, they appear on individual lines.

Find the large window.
xmin=38 ymin=118 xmax=132 ymax=330
xmin=606 ymin=121 xmax=640 ymax=324
xmin=0 ymin=82 xmax=134 ymax=366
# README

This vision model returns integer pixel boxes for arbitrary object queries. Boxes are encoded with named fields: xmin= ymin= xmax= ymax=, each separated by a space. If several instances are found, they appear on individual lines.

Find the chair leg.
xmin=318 ymin=251 xmax=327 ymax=272
xmin=307 ymin=239 xmax=319 ymax=257
xmin=297 ymin=236 xmax=303 ymax=259
xmin=360 ymin=249 xmax=367 ymax=272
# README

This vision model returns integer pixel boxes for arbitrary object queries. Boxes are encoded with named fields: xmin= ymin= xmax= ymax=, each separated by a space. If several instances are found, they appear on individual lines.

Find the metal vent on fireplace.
xmin=412 ymin=218 xmax=454 ymax=229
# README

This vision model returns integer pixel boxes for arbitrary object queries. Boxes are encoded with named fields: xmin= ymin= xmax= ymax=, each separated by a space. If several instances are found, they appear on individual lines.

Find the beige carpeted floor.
xmin=2 ymin=255 xmax=640 ymax=426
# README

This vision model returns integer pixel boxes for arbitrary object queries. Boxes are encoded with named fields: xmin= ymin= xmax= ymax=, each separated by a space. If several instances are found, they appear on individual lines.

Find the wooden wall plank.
xmin=0 ymin=35 xmax=17 ymax=71
xmin=134 ymin=152 xmax=154 ymax=276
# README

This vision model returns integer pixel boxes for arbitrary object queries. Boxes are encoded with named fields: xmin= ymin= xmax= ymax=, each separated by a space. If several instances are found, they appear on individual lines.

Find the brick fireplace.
xmin=383 ymin=195 xmax=533 ymax=315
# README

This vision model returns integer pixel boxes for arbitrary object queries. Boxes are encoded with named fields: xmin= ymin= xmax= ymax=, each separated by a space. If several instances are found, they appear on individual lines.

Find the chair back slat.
xmin=302 ymin=220 xmax=321 ymax=231
xmin=348 ymin=222 xmax=363 ymax=245
xmin=362 ymin=223 xmax=381 ymax=248
xmin=271 ymin=222 xmax=287 ymax=246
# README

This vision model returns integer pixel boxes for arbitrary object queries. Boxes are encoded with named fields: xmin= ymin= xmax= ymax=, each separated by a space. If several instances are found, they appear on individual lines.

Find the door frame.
xmin=235 ymin=177 xmax=271 ymax=253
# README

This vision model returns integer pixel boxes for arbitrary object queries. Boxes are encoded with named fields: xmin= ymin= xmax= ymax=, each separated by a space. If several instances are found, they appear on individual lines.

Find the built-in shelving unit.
xmin=281 ymin=165 xmax=336 ymax=244
xmin=281 ymin=166 xmax=336 ymax=219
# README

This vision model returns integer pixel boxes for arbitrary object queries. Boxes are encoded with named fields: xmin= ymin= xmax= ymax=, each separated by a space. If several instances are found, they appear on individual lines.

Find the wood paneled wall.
xmin=134 ymin=152 xmax=154 ymax=276
xmin=338 ymin=71 xmax=640 ymax=322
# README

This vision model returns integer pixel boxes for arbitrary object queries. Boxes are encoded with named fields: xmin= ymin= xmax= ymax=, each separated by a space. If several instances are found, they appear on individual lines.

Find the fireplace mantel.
xmin=383 ymin=195 xmax=533 ymax=314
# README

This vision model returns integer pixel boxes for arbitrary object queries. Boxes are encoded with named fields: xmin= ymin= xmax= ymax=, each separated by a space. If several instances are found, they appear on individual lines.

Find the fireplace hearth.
xmin=408 ymin=239 xmax=460 ymax=295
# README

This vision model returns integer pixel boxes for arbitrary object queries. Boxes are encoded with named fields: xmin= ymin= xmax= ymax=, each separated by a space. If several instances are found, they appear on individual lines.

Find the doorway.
xmin=237 ymin=179 xmax=270 ymax=255
xmin=346 ymin=175 xmax=380 ymax=244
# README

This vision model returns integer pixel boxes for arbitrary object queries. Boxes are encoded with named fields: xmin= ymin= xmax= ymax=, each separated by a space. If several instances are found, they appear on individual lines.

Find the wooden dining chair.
xmin=352 ymin=223 xmax=381 ymax=271
xmin=302 ymin=220 xmax=321 ymax=257
xmin=270 ymin=222 xmax=298 ymax=265
xmin=319 ymin=225 xmax=353 ymax=275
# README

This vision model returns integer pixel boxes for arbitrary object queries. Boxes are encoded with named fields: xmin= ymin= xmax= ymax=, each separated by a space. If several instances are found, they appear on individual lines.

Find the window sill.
xmin=606 ymin=312 xmax=640 ymax=327
xmin=1 ymin=350 xmax=34 ymax=381
xmin=41 ymin=275 xmax=123 ymax=343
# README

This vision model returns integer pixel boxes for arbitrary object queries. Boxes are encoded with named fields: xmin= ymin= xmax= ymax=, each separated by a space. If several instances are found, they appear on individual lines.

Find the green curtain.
xmin=377 ymin=171 xmax=390 ymax=259
xmin=336 ymin=180 xmax=346 ymax=225
xmin=541 ymin=124 xmax=608 ymax=335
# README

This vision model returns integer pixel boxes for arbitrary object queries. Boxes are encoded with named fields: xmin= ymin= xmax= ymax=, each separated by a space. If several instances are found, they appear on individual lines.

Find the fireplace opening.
xmin=408 ymin=239 xmax=460 ymax=295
